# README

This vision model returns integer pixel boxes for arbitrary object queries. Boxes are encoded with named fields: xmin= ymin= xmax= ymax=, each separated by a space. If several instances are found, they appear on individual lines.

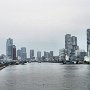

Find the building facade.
xmin=65 ymin=34 xmax=72 ymax=56
xmin=6 ymin=38 xmax=13 ymax=59
xmin=30 ymin=49 xmax=35 ymax=60
xmin=37 ymin=51 xmax=41 ymax=62
xmin=87 ymin=29 xmax=90 ymax=56
xmin=59 ymin=49 xmax=66 ymax=62
xmin=65 ymin=34 xmax=78 ymax=61
xmin=21 ymin=47 xmax=27 ymax=60
xmin=50 ymin=51 xmax=53 ymax=58
xmin=13 ymin=45 xmax=16 ymax=60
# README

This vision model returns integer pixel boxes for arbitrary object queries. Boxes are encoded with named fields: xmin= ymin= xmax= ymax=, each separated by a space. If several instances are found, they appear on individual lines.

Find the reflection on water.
xmin=0 ymin=63 xmax=90 ymax=90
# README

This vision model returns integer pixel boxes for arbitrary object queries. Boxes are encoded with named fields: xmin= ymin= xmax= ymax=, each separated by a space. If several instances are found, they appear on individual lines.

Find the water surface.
xmin=0 ymin=63 xmax=90 ymax=90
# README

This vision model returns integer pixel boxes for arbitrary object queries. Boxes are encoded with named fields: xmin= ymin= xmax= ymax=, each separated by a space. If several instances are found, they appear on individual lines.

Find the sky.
xmin=0 ymin=0 xmax=90 ymax=57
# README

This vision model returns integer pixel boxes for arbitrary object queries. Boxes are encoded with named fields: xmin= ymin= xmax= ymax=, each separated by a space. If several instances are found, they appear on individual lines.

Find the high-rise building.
xmin=65 ymin=34 xmax=72 ymax=56
xmin=30 ymin=49 xmax=34 ymax=60
xmin=21 ymin=47 xmax=27 ymax=60
xmin=13 ymin=45 xmax=16 ymax=60
xmin=17 ymin=49 xmax=21 ymax=60
xmin=87 ymin=29 xmax=90 ymax=56
xmin=50 ymin=51 xmax=53 ymax=57
xmin=37 ymin=51 xmax=41 ymax=58
xmin=71 ymin=36 xmax=78 ymax=60
xmin=44 ymin=51 xmax=50 ymax=58
xmin=6 ymin=38 xmax=13 ymax=59
xmin=59 ymin=49 xmax=66 ymax=61
xmin=37 ymin=51 xmax=41 ymax=62
xmin=21 ymin=47 xmax=26 ymax=53
xmin=44 ymin=51 xmax=50 ymax=61
xmin=72 ymin=36 xmax=77 ymax=51
xmin=65 ymin=34 xmax=78 ymax=61
xmin=44 ymin=51 xmax=47 ymax=58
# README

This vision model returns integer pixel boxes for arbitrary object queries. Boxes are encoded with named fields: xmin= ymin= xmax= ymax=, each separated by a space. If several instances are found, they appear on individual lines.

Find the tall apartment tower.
xmin=50 ymin=51 xmax=53 ymax=57
xmin=17 ymin=49 xmax=21 ymax=60
xmin=65 ymin=34 xmax=72 ymax=56
xmin=13 ymin=45 xmax=16 ymax=60
xmin=65 ymin=34 xmax=78 ymax=61
xmin=37 ymin=51 xmax=41 ymax=62
xmin=44 ymin=51 xmax=50 ymax=58
xmin=87 ymin=29 xmax=90 ymax=56
xmin=6 ymin=38 xmax=13 ymax=59
xmin=30 ymin=49 xmax=34 ymax=59
xmin=71 ymin=36 xmax=77 ymax=52
xmin=21 ymin=47 xmax=27 ymax=60
xmin=59 ymin=49 xmax=66 ymax=61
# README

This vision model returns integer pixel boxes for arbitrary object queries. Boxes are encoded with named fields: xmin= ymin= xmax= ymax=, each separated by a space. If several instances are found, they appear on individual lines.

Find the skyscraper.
xmin=17 ymin=49 xmax=21 ymax=60
xmin=21 ymin=47 xmax=26 ymax=53
xmin=59 ymin=49 xmax=66 ymax=61
xmin=72 ymin=36 xmax=77 ymax=48
xmin=44 ymin=51 xmax=47 ymax=58
xmin=44 ymin=51 xmax=50 ymax=58
xmin=30 ymin=49 xmax=34 ymax=60
xmin=13 ymin=45 xmax=16 ymax=60
xmin=21 ymin=47 xmax=27 ymax=60
xmin=87 ymin=29 xmax=90 ymax=56
xmin=37 ymin=51 xmax=41 ymax=62
xmin=71 ymin=36 xmax=78 ymax=52
xmin=6 ymin=38 xmax=13 ymax=59
xmin=37 ymin=51 xmax=41 ymax=58
xmin=65 ymin=34 xmax=72 ymax=56
xmin=65 ymin=34 xmax=78 ymax=61
xmin=50 ymin=51 xmax=53 ymax=57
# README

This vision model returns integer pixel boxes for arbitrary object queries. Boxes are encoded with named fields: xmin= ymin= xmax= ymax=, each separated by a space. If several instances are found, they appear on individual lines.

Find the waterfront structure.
xmin=6 ymin=38 xmax=13 ymax=59
xmin=44 ymin=51 xmax=50 ymax=58
xmin=53 ymin=56 xmax=59 ymax=62
xmin=59 ymin=49 xmax=66 ymax=62
xmin=30 ymin=49 xmax=35 ymax=61
xmin=41 ymin=56 xmax=46 ymax=62
xmin=43 ymin=51 xmax=54 ymax=61
xmin=75 ymin=49 xmax=86 ymax=63
xmin=17 ymin=49 xmax=21 ymax=60
xmin=50 ymin=51 xmax=53 ymax=57
xmin=0 ymin=54 xmax=7 ymax=63
xmin=44 ymin=51 xmax=47 ymax=58
xmin=65 ymin=34 xmax=72 ymax=56
xmin=21 ymin=47 xmax=26 ymax=53
xmin=49 ymin=51 xmax=54 ymax=61
xmin=87 ymin=29 xmax=90 ymax=56
xmin=21 ymin=47 xmax=27 ymax=61
xmin=37 ymin=51 xmax=41 ymax=62
xmin=37 ymin=51 xmax=41 ymax=58
xmin=65 ymin=34 xmax=78 ymax=61
xmin=84 ymin=29 xmax=90 ymax=62
xmin=44 ymin=51 xmax=50 ymax=61
xmin=72 ymin=36 xmax=77 ymax=51
xmin=13 ymin=45 xmax=16 ymax=60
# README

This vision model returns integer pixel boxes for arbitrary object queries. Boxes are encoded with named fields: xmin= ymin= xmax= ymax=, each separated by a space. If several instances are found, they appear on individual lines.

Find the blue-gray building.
xmin=6 ymin=38 xmax=13 ymax=59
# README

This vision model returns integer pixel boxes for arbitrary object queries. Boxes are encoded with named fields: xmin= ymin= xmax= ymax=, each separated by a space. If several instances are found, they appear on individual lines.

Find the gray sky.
xmin=0 ymin=0 xmax=90 ymax=57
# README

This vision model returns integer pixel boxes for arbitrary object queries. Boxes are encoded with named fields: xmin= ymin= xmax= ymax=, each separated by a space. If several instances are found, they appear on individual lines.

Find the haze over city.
xmin=0 ymin=1 xmax=90 ymax=90
xmin=0 ymin=0 xmax=90 ymax=56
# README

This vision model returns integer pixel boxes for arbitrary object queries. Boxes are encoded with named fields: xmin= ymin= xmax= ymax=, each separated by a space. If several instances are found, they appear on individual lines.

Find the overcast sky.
xmin=0 ymin=0 xmax=90 ymax=57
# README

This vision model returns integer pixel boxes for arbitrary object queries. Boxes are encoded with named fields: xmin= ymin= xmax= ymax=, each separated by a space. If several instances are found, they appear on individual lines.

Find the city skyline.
xmin=0 ymin=0 xmax=90 ymax=56
xmin=0 ymin=29 xmax=89 ymax=62
xmin=0 ymin=1 xmax=90 ymax=90
xmin=0 ymin=30 xmax=89 ymax=57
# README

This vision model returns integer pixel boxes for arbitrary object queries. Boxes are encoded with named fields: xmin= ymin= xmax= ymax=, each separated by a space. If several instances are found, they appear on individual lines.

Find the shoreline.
xmin=0 ymin=65 xmax=6 ymax=70
xmin=0 ymin=62 xmax=90 ymax=71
